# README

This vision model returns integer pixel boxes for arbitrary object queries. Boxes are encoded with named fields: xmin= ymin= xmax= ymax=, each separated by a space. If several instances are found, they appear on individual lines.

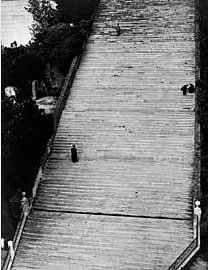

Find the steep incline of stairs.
xmin=12 ymin=0 xmax=197 ymax=269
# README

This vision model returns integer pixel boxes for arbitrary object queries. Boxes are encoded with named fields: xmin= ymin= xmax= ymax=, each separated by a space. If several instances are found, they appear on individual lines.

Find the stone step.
xmin=12 ymin=0 xmax=197 ymax=269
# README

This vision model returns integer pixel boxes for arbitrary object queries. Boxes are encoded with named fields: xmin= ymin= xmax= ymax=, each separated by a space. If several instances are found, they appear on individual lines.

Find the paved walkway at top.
xmin=12 ymin=0 xmax=197 ymax=269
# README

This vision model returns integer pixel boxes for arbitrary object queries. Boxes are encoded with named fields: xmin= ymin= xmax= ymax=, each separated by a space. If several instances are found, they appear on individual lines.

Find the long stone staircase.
xmin=11 ymin=0 xmax=198 ymax=269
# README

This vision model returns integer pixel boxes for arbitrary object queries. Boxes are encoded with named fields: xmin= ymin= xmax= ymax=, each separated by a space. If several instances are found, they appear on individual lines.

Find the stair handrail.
xmin=2 ymin=193 xmax=30 ymax=270
xmin=168 ymin=201 xmax=201 ymax=270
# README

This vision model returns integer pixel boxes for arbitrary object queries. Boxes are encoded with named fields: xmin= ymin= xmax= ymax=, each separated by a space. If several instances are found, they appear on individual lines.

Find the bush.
xmin=58 ymin=0 xmax=99 ymax=22
xmin=1 ymin=47 xmax=45 ymax=97
xmin=25 ymin=0 xmax=58 ymax=42
xmin=1 ymin=95 xmax=53 ymax=197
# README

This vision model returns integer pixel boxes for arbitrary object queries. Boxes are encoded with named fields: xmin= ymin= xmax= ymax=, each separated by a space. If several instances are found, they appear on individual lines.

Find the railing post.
xmin=194 ymin=200 xmax=201 ymax=242
xmin=2 ymin=192 xmax=30 ymax=270
xmin=168 ymin=201 xmax=201 ymax=270
xmin=1 ymin=238 xmax=5 ymax=249
xmin=20 ymin=192 xmax=30 ymax=217
xmin=7 ymin=241 xmax=14 ymax=259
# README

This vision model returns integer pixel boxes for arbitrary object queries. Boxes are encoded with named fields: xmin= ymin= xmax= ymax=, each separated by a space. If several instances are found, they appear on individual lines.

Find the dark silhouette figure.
xmin=187 ymin=83 xmax=195 ymax=93
xmin=181 ymin=85 xmax=188 ymax=95
xmin=71 ymin=145 xmax=78 ymax=163
xmin=116 ymin=23 xmax=121 ymax=36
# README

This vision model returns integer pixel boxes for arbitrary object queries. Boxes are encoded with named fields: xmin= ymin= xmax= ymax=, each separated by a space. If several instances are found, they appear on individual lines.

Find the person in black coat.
xmin=187 ymin=83 xmax=195 ymax=93
xmin=181 ymin=84 xmax=188 ymax=95
xmin=116 ymin=23 xmax=121 ymax=36
xmin=71 ymin=145 xmax=78 ymax=162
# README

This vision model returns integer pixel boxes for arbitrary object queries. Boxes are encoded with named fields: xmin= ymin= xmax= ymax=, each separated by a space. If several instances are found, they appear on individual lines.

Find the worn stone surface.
xmin=13 ymin=211 xmax=192 ymax=270
xmin=12 ymin=0 xmax=196 ymax=269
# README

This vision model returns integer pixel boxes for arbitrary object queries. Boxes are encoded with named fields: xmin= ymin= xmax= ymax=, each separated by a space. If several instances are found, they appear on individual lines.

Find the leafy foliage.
xmin=1 ymin=47 xmax=45 ymax=96
xmin=25 ymin=0 xmax=58 ymax=41
xmin=58 ymin=0 xmax=99 ymax=22
xmin=42 ymin=24 xmax=85 ymax=74
xmin=1 ymin=95 xmax=53 ymax=198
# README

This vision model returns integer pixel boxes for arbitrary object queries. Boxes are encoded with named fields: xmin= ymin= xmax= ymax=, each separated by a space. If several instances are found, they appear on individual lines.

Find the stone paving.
xmin=12 ymin=0 xmax=197 ymax=269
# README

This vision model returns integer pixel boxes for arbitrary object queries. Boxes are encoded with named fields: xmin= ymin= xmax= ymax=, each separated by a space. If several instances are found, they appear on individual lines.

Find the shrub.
xmin=25 ymin=0 xmax=58 ymax=42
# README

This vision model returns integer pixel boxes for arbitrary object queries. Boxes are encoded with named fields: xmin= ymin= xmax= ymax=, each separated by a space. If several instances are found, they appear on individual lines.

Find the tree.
xmin=1 ymin=47 xmax=45 ymax=98
xmin=25 ymin=0 xmax=58 ymax=41
xmin=58 ymin=0 xmax=99 ymax=22
xmin=1 ymin=94 xmax=53 ymax=197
